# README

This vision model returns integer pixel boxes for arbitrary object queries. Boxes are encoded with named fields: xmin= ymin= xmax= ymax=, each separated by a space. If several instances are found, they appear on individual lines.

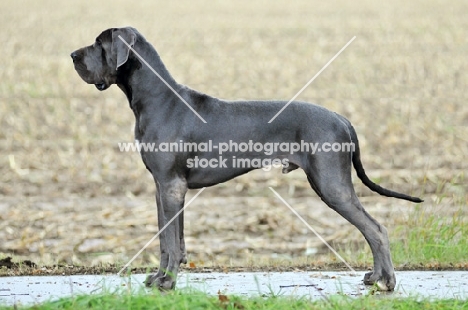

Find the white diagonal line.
xmin=268 ymin=187 xmax=356 ymax=274
xmin=118 ymin=36 xmax=207 ymax=124
xmin=268 ymin=36 xmax=356 ymax=123
xmin=117 ymin=187 xmax=206 ymax=275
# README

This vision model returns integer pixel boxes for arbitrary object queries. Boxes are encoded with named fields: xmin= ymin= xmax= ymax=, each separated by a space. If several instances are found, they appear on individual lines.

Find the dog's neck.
xmin=116 ymin=39 xmax=191 ymax=141
xmin=116 ymin=40 xmax=181 ymax=113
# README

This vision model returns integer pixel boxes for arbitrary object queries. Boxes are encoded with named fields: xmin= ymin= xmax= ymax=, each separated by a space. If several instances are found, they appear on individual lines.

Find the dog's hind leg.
xmin=305 ymin=153 xmax=396 ymax=291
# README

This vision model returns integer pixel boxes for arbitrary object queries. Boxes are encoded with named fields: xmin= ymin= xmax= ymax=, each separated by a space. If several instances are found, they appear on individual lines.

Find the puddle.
xmin=0 ymin=271 xmax=467 ymax=306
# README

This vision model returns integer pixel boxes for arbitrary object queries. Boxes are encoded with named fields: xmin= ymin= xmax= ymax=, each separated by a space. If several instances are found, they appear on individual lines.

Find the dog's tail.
xmin=348 ymin=122 xmax=423 ymax=203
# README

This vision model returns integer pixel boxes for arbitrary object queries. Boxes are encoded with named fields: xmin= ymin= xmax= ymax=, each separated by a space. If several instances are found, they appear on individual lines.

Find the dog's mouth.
xmin=95 ymin=82 xmax=109 ymax=91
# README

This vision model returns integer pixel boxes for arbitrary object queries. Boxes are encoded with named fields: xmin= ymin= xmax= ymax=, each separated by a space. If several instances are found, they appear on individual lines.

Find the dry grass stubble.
xmin=0 ymin=0 xmax=467 ymax=269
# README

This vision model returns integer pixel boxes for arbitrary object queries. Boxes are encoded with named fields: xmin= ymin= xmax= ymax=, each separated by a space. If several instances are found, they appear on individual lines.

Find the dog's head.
xmin=71 ymin=27 xmax=137 ymax=91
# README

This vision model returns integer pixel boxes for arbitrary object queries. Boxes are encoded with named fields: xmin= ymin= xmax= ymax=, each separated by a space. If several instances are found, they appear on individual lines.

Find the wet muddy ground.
xmin=1 ymin=271 xmax=467 ymax=306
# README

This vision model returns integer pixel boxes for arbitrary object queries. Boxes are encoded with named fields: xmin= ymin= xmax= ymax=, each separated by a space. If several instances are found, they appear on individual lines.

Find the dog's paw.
xmin=145 ymin=274 xmax=176 ymax=290
xmin=363 ymin=271 xmax=396 ymax=291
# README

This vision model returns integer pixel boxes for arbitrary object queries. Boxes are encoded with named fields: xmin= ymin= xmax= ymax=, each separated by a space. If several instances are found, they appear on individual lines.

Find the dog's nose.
xmin=70 ymin=51 xmax=80 ymax=61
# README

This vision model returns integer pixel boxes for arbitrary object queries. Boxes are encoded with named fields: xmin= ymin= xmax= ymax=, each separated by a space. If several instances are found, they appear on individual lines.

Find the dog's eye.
xmin=95 ymin=40 xmax=102 ymax=47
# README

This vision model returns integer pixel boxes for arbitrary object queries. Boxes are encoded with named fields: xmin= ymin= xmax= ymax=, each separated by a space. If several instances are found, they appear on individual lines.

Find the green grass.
xmin=337 ymin=204 xmax=468 ymax=268
xmin=391 ymin=206 xmax=467 ymax=266
xmin=2 ymin=292 xmax=467 ymax=310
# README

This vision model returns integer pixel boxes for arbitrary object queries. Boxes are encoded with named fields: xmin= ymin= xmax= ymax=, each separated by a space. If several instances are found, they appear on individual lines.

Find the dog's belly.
xmin=186 ymin=165 xmax=256 ymax=189
xmin=184 ymin=149 xmax=294 ymax=188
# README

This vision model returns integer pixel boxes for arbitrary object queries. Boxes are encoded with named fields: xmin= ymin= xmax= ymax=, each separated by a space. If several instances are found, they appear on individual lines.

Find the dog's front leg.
xmin=179 ymin=209 xmax=187 ymax=264
xmin=145 ymin=177 xmax=187 ymax=290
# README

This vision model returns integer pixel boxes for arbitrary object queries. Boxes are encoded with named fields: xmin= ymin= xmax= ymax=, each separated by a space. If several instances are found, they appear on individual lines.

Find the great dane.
xmin=71 ymin=27 xmax=422 ymax=291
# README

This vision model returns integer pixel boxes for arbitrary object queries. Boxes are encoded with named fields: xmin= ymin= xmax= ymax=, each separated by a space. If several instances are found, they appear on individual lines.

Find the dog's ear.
xmin=111 ymin=28 xmax=136 ymax=70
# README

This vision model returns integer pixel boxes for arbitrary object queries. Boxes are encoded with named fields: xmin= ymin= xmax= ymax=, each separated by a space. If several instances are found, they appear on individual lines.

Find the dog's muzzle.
xmin=95 ymin=83 xmax=108 ymax=91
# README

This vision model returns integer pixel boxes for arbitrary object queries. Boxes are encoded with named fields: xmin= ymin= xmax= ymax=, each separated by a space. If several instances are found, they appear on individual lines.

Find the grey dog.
xmin=71 ymin=27 xmax=422 ymax=291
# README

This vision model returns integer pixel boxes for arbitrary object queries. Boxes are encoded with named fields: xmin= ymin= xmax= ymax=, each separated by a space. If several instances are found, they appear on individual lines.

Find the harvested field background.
xmin=0 ymin=0 xmax=467 ymax=269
